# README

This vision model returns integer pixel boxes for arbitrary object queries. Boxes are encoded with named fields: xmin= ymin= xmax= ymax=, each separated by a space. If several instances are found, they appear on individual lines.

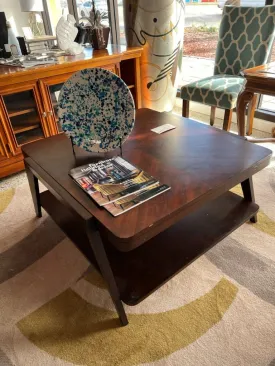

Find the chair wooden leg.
xmin=210 ymin=106 xmax=216 ymax=126
xmin=246 ymin=94 xmax=257 ymax=136
xmin=182 ymin=100 xmax=190 ymax=118
xmin=223 ymin=109 xmax=233 ymax=131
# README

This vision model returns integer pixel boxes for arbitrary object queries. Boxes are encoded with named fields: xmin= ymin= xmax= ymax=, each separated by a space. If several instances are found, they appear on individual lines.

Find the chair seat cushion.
xmin=180 ymin=75 xmax=244 ymax=109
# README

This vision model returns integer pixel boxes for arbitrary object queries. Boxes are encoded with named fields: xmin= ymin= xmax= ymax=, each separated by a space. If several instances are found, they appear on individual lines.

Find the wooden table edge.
xmin=23 ymin=147 xmax=272 ymax=251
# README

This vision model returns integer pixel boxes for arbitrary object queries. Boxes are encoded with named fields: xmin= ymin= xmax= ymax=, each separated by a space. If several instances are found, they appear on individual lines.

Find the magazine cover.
xmin=92 ymin=171 xmax=159 ymax=206
xmin=104 ymin=183 xmax=171 ymax=217
xmin=70 ymin=156 xmax=159 ymax=206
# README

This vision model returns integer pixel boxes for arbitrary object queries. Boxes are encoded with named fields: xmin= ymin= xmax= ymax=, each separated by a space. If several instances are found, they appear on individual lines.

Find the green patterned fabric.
xmin=181 ymin=5 xmax=275 ymax=109
xmin=181 ymin=75 xmax=244 ymax=109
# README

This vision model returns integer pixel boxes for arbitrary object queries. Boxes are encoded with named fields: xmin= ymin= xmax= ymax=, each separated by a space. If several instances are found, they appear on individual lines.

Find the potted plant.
xmin=80 ymin=1 xmax=110 ymax=49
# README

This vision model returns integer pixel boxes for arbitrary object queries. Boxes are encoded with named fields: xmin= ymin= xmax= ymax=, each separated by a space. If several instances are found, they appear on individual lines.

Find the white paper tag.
xmin=151 ymin=124 xmax=176 ymax=134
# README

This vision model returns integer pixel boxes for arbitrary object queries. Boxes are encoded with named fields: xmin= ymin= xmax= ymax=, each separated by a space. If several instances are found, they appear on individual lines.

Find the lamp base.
xmin=28 ymin=12 xmax=45 ymax=37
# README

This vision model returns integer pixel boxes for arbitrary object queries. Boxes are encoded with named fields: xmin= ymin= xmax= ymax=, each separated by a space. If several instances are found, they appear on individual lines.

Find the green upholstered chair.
xmin=181 ymin=5 xmax=275 ymax=133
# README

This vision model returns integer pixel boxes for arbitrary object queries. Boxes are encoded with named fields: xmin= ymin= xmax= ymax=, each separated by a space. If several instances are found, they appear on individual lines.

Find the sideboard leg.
xmin=86 ymin=220 xmax=128 ymax=326
xmin=241 ymin=177 xmax=257 ymax=223
xmin=25 ymin=164 xmax=42 ymax=218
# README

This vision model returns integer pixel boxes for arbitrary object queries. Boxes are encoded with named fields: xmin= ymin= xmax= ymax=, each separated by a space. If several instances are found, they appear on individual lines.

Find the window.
xmin=117 ymin=0 xmax=125 ymax=45
xmin=44 ymin=0 xmax=69 ymax=35
xmin=43 ymin=0 xmax=119 ymax=43
xmin=76 ymin=0 xmax=109 ymax=27
xmin=258 ymin=24 xmax=275 ymax=115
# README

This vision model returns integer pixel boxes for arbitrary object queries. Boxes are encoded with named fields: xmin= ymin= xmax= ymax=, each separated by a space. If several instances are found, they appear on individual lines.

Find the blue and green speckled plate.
xmin=58 ymin=68 xmax=135 ymax=153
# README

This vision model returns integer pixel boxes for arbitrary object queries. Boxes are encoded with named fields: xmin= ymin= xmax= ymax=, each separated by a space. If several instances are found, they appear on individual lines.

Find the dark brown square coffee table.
xmin=22 ymin=108 xmax=272 ymax=326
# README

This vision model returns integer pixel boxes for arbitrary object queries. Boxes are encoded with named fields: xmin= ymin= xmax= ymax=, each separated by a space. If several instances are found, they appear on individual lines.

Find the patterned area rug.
xmin=1 ymin=143 xmax=275 ymax=366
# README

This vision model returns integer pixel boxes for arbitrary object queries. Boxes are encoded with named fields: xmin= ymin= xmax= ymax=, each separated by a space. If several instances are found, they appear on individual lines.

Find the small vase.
xmin=91 ymin=27 xmax=110 ymax=50
xmin=123 ymin=0 xmax=185 ymax=112
xmin=83 ymin=25 xmax=94 ymax=44
xmin=75 ymin=24 xmax=88 ymax=44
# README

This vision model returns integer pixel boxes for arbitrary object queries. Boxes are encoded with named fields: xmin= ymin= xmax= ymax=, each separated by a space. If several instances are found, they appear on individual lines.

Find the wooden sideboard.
xmin=0 ymin=45 xmax=142 ymax=178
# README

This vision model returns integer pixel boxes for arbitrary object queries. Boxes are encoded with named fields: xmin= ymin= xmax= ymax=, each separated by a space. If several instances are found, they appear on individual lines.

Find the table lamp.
xmin=19 ymin=0 xmax=44 ymax=36
xmin=19 ymin=0 xmax=43 ymax=12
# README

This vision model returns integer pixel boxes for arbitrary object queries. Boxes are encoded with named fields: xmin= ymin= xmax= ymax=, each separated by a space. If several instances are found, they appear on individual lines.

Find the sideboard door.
xmin=39 ymin=65 xmax=120 ymax=136
xmin=0 ymin=98 xmax=11 ymax=162
xmin=0 ymin=83 xmax=50 ymax=156
xmin=39 ymin=75 xmax=68 ymax=136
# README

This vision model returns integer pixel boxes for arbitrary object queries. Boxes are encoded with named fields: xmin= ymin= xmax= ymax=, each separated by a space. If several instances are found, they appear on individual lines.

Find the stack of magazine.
xmin=69 ymin=156 xmax=170 ymax=216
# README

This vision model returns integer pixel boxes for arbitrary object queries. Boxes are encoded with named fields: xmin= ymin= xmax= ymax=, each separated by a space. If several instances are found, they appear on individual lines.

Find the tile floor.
xmin=180 ymin=56 xmax=214 ymax=86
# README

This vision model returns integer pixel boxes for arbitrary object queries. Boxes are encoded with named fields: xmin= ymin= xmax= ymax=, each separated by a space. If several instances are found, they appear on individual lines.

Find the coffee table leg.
xmin=25 ymin=164 xmax=42 ymax=218
xmin=86 ymin=220 xmax=128 ymax=326
xmin=241 ymin=177 xmax=257 ymax=223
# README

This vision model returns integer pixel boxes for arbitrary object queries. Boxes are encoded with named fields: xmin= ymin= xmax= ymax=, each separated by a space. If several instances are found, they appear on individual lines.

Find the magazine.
xmin=104 ymin=183 xmax=171 ymax=216
xmin=69 ymin=156 xmax=170 ymax=216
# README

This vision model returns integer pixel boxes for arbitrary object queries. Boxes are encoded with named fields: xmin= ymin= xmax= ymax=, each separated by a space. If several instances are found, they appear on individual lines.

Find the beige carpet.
xmin=0 ymin=143 xmax=275 ymax=366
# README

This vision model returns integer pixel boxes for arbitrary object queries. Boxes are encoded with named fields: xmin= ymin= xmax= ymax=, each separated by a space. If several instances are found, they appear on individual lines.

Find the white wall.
xmin=0 ymin=0 xmax=29 ymax=36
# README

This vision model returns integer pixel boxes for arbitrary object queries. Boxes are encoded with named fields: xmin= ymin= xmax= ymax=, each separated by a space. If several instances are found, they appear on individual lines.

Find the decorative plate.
xmin=58 ymin=68 xmax=135 ymax=153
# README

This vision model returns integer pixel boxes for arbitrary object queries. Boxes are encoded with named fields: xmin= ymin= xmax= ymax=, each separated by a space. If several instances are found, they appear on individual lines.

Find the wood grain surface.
xmin=23 ymin=108 xmax=272 ymax=249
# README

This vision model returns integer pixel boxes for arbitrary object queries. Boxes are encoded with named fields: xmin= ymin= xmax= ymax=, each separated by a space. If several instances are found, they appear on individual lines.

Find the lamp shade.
xmin=20 ymin=0 xmax=44 ymax=12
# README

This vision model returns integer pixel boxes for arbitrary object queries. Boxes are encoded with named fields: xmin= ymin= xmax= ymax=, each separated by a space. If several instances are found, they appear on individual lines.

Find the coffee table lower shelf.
xmin=40 ymin=190 xmax=258 ymax=306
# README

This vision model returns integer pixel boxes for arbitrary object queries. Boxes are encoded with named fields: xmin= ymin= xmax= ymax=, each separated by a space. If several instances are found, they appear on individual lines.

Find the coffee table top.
xmin=22 ymin=108 xmax=272 ymax=248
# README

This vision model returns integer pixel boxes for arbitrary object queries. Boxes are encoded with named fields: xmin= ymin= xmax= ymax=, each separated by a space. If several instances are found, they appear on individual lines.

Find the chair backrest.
xmin=214 ymin=5 xmax=275 ymax=76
